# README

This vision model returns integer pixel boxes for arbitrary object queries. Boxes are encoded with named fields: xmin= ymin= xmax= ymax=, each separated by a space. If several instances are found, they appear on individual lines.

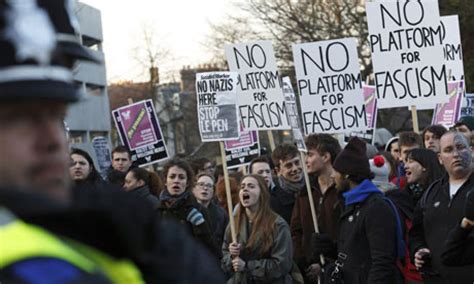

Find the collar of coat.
xmin=343 ymin=179 xmax=382 ymax=206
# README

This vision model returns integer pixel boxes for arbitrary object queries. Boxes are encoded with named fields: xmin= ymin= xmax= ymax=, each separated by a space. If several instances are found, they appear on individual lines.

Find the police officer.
xmin=0 ymin=0 xmax=142 ymax=282
xmin=0 ymin=2 xmax=224 ymax=283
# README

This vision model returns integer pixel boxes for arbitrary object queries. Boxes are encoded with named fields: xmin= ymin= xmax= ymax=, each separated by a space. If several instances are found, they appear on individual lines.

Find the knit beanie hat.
xmin=455 ymin=116 xmax=474 ymax=131
xmin=370 ymin=155 xmax=390 ymax=184
xmin=385 ymin=137 xmax=399 ymax=152
xmin=333 ymin=137 xmax=371 ymax=179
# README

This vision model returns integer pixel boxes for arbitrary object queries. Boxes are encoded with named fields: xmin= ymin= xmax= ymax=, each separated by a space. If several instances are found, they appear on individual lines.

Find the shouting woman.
xmin=222 ymin=174 xmax=293 ymax=283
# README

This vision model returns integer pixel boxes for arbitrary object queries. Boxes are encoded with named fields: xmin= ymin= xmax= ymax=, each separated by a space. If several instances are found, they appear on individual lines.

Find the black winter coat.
xmin=129 ymin=185 xmax=159 ymax=209
xmin=270 ymin=179 xmax=303 ymax=225
xmin=409 ymin=174 xmax=474 ymax=283
xmin=337 ymin=193 xmax=400 ymax=284
xmin=156 ymin=193 xmax=221 ymax=258
xmin=205 ymin=201 xmax=228 ymax=250
xmin=441 ymin=224 xmax=474 ymax=266
xmin=0 ymin=187 xmax=225 ymax=284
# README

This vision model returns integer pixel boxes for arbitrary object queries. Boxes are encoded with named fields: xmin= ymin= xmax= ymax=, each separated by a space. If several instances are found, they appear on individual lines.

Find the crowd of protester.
xmin=0 ymin=1 xmax=473 ymax=283
xmin=60 ymin=122 xmax=474 ymax=284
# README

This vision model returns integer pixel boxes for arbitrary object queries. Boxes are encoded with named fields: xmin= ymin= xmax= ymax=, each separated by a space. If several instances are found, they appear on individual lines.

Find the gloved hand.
xmin=465 ymin=190 xmax=474 ymax=221
xmin=310 ymin=233 xmax=335 ymax=259
xmin=186 ymin=207 xmax=205 ymax=226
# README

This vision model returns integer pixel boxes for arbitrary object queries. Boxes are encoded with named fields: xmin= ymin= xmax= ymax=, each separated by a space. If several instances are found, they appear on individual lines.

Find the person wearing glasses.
xmin=193 ymin=173 xmax=228 ymax=251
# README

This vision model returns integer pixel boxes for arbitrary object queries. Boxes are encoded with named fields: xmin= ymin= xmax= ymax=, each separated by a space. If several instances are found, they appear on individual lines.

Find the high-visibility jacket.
xmin=0 ymin=207 xmax=144 ymax=284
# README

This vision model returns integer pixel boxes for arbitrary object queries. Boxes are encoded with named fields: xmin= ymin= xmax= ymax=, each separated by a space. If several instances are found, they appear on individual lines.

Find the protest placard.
xmin=224 ymin=129 xmax=260 ymax=169
xmin=441 ymin=15 xmax=464 ymax=82
xmin=363 ymin=85 xmax=378 ymax=129
xmin=461 ymin=93 xmax=474 ymax=117
xmin=344 ymin=85 xmax=378 ymax=144
xmin=432 ymin=80 xmax=464 ymax=127
xmin=225 ymin=40 xmax=290 ymax=130
xmin=293 ymin=37 xmax=367 ymax=134
xmin=367 ymin=0 xmax=449 ymax=108
xmin=282 ymin=77 xmax=306 ymax=151
xmin=196 ymin=72 xmax=240 ymax=142
xmin=412 ymin=15 xmax=465 ymax=111
xmin=91 ymin=136 xmax=111 ymax=179
xmin=112 ymin=99 xmax=169 ymax=167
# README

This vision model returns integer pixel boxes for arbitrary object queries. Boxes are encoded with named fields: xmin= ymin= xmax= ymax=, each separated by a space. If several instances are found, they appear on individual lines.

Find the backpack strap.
xmin=382 ymin=197 xmax=406 ymax=260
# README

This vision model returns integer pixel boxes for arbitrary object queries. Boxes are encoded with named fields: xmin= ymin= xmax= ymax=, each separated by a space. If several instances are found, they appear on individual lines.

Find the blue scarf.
xmin=343 ymin=179 xmax=382 ymax=206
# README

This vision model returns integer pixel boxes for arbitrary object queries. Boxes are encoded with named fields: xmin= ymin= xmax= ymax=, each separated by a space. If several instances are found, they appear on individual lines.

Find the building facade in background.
xmin=66 ymin=1 xmax=110 ymax=167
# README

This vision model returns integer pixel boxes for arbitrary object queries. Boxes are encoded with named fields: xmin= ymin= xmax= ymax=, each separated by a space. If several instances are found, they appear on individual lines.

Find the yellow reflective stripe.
xmin=0 ymin=221 xmax=96 ymax=273
xmin=65 ymin=239 xmax=144 ymax=284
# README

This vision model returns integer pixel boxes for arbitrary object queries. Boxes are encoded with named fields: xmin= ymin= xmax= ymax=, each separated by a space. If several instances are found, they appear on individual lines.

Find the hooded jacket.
xmin=337 ymin=179 xmax=400 ymax=284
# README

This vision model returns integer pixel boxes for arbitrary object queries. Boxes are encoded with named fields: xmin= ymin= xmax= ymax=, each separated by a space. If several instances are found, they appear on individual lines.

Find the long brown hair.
xmin=234 ymin=174 xmax=278 ymax=257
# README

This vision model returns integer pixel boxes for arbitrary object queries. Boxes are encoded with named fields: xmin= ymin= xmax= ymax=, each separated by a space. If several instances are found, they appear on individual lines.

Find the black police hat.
xmin=37 ymin=0 xmax=102 ymax=64
xmin=0 ymin=0 xmax=81 ymax=102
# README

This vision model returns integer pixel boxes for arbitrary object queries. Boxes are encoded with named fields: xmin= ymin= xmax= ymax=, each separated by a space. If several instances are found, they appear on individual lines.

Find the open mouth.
xmin=242 ymin=193 xmax=250 ymax=201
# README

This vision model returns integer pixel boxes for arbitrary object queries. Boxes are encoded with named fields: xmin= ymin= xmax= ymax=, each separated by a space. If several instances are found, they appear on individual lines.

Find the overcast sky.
xmin=80 ymin=0 xmax=237 ymax=83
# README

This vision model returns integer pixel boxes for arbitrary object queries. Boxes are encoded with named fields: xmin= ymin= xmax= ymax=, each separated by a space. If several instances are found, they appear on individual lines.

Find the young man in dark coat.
xmin=270 ymin=143 xmax=305 ymax=225
xmin=291 ymin=134 xmax=343 ymax=281
xmin=106 ymin=146 xmax=133 ymax=186
xmin=409 ymin=131 xmax=474 ymax=283
xmin=315 ymin=137 xmax=401 ymax=283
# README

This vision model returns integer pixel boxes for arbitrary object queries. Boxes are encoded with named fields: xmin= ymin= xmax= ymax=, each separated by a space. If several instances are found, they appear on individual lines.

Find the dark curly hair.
xmin=163 ymin=158 xmax=195 ymax=190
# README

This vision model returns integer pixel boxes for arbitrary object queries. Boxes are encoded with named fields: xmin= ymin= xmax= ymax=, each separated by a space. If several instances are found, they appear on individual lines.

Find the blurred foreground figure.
xmin=0 ymin=1 xmax=224 ymax=283
xmin=0 ymin=0 xmax=120 ymax=282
